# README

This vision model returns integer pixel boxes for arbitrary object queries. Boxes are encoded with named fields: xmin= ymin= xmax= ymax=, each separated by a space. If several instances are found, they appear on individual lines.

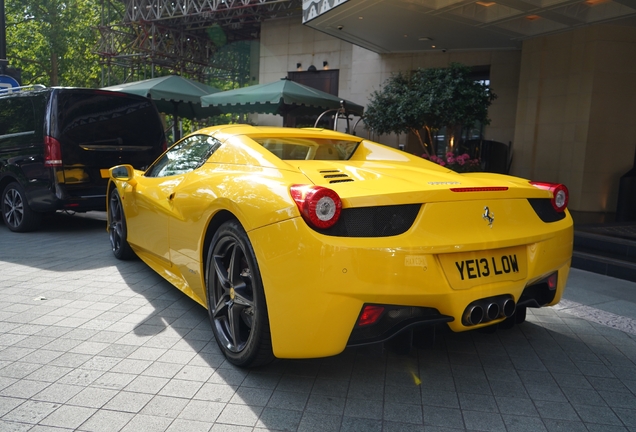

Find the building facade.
xmin=256 ymin=0 xmax=636 ymax=219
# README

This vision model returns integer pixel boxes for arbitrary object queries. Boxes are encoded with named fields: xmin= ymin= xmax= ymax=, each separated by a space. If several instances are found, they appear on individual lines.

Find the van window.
xmin=58 ymin=92 xmax=163 ymax=149
xmin=0 ymin=98 xmax=35 ymax=137
xmin=54 ymin=91 xmax=166 ymax=169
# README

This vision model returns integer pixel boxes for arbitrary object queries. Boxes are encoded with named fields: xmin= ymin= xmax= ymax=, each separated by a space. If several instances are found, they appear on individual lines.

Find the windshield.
xmin=251 ymin=137 xmax=360 ymax=161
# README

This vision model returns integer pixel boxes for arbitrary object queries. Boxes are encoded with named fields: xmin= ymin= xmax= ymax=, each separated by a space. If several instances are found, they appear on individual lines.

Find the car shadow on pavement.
xmin=0 ymin=211 xmax=114 ymax=277
xmin=40 ymin=211 xmax=108 ymax=231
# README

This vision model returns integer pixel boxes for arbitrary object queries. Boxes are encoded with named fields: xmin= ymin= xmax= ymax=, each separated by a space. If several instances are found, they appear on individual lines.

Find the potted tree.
xmin=364 ymin=63 xmax=496 ymax=159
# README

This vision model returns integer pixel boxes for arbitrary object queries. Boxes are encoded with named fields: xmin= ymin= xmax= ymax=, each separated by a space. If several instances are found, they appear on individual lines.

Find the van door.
xmin=51 ymin=90 xmax=166 ymax=205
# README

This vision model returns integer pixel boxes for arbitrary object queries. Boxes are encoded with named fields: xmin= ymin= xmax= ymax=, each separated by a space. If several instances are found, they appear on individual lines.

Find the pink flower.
xmin=420 ymin=152 xmax=480 ymax=171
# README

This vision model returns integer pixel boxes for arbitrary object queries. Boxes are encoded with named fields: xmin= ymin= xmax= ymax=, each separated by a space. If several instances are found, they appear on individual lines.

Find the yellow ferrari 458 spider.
xmin=107 ymin=124 xmax=573 ymax=367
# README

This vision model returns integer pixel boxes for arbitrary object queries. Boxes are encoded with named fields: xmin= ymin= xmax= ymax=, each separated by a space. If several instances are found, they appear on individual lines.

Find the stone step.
xmin=571 ymin=251 xmax=636 ymax=282
xmin=573 ymin=231 xmax=636 ymax=262
xmin=571 ymin=230 xmax=636 ymax=282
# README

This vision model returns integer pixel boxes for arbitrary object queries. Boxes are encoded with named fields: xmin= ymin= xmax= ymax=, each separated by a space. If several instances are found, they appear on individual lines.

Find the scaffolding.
xmin=97 ymin=0 xmax=302 ymax=85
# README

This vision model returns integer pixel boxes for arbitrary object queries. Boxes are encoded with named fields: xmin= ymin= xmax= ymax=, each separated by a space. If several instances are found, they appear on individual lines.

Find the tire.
xmin=205 ymin=220 xmax=274 ymax=367
xmin=108 ymin=188 xmax=135 ymax=260
xmin=385 ymin=329 xmax=413 ymax=355
xmin=498 ymin=315 xmax=515 ymax=330
xmin=499 ymin=304 xmax=527 ymax=329
xmin=515 ymin=305 xmax=527 ymax=324
xmin=413 ymin=325 xmax=437 ymax=350
xmin=1 ymin=182 xmax=42 ymax=232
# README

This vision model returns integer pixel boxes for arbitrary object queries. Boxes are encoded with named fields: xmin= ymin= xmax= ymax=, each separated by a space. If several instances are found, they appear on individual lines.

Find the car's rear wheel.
xmin=499 ymin=304 xmax=527 ymax=329
xmin=108 ymin=188 xmax=135 ymax=260
xmin=206 ymin=220 xmax=274 ymax=367
xmin=386 ymin=328 xmax=414 ymax=355
xmin=1 ymin=182 xmax=41 ymax=232
xmin=515 ymin=305 xmax=527 ymax=324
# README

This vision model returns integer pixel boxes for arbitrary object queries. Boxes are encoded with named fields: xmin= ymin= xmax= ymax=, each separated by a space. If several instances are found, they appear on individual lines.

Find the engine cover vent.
xmin=319 ymin=169 xmax=353 ymax=184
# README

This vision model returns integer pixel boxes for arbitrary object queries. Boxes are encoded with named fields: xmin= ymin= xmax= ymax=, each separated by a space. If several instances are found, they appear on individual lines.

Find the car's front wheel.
xmin=206 ymin=220 xmax=274 ymax=367
xmin=108 ymin=188 xmax=135 ymax=260
xmin=1 ymin=182 xmax=42 ymax=232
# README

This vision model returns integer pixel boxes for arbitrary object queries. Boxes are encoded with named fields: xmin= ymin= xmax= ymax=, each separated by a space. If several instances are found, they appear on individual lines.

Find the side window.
xmin=0 ymin=98 xmax=36 ymax=138
xmin=145 ymin=135 xmax=222 ymax=178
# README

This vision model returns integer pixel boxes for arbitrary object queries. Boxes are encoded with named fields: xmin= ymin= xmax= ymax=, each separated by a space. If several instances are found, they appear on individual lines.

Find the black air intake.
xmin=315 ymin=204 xmax=421 ymax=237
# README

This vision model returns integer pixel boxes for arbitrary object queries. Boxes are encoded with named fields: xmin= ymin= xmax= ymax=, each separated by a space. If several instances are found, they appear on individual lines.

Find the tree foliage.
xmin=364 ymin=63 xmax=497 ymax=156
xmin=6 ymin=0 xmax=101 ymax=87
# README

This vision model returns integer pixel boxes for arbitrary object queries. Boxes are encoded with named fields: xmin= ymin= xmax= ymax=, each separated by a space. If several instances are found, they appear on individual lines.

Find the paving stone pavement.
xmin=0 ymin=211 xmax=635 ymax=432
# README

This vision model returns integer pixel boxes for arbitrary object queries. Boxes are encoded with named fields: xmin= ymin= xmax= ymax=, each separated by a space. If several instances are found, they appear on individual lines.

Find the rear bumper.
xmin=25 ymin=180 xmax=106 ymax=212
xmin=249 ymin=209 xmax=573 ymax=359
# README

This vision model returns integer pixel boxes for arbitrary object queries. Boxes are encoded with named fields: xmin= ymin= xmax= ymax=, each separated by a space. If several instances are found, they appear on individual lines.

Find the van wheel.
xmin=1 ymin=182 xmax=41 ymax=232
xmin=108 ymin=188 xmax=135 ymax=260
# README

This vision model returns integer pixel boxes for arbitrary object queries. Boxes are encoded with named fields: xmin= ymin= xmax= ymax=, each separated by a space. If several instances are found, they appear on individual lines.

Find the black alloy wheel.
xmin=206 ymin=220 xmax=273 ymax=367
xmin=108 ymin=188 xmax=135 ymax=260
xmin=1 ymin=182 xmax=41 ymax=232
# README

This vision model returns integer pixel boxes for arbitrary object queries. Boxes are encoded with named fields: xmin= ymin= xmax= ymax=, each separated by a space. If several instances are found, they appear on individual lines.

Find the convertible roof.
xmin=197 ymin=124 xmax=362 ymax=142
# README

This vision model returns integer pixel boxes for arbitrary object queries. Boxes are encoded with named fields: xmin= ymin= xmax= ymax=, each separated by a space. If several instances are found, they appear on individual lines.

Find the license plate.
xmin=100 ymin=169 xmax=110 ymax=178
xmin=439 ymin=246 xmax=527 ymax=290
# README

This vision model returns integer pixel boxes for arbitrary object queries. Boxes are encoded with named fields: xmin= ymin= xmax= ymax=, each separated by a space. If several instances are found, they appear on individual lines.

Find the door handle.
xmin=168 ymin=192 xmax=175 ymax=200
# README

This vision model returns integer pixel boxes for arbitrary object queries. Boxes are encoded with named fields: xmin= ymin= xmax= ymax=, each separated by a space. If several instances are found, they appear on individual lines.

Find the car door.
xmin=129 ymin=134 xmax=221 ymax=272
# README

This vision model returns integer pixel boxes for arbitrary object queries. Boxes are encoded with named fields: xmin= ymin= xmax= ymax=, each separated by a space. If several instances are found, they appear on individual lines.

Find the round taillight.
xmin=530 ymin=181 xmax=569 ymax=212
xmin=552 ymin=185 xmax=568 ymax=211
xmin=290 ymin=185 xmax=342 ymax=229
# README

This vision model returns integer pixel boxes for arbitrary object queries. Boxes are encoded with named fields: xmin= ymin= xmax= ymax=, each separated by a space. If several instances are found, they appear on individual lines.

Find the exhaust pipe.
xmin=486 ymin=303 xmax=500 ymax=321
xmin=502 ymin=298 xmax=516 ymax=318
xmin=464 ymin=305 xmax=484 ymax=326
xmin=463 ymin=295 xmax=515 ymax=326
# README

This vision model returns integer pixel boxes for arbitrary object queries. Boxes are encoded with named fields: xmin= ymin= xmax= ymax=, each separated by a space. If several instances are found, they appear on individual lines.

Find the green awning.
xmin=103 ymin=75 xmax=221 ymax=120
xmin=201 ymin=78 xmax=364 ymax=118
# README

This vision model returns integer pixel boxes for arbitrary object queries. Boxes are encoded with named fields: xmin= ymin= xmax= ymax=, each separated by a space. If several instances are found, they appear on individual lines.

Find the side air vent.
xmin=319 ymin=169 xmax=354 ymax=184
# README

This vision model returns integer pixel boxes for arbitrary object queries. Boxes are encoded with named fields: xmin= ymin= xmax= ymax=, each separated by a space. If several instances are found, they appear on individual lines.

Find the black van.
xmin=0 ymin=86 xmax=166 ymax=232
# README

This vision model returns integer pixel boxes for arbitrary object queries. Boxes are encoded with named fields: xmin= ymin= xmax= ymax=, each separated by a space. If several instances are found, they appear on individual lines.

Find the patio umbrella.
xmin=200 ymin=78 xmax=364 ymax=122
xmin=102 ymin=75 xmax=221 ymax=140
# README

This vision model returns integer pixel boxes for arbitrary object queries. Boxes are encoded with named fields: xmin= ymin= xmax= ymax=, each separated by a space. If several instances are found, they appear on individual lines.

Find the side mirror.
xmin=110 ymin=165 xmax=137 ymax=186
